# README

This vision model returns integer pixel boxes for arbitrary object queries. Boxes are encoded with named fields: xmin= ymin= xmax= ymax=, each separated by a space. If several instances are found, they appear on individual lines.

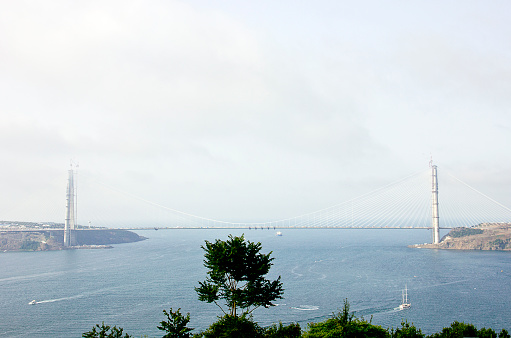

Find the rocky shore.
xmin=410 ymin=223 xmax=511 ymax=251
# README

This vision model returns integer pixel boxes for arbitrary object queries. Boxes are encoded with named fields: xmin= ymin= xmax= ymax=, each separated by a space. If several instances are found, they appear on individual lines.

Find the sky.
xmin=1 ymin=1 xmax=511 ymax=225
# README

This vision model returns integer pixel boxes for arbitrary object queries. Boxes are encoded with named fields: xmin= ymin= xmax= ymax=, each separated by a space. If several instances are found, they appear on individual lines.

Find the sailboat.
xmin=398 ymin=285 xmax=411 ymax=310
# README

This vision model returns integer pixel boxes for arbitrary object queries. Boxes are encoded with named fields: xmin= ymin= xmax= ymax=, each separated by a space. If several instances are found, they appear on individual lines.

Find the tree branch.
xmin=213 ymin=300 xmax=227 ymax=316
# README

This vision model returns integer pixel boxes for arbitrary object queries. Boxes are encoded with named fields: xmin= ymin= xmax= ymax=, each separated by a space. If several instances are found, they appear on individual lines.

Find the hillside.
xmin=0 ymin=229 xmax=146 ymax=252
xmin=411 ymin=223 xmax=511 ymax=251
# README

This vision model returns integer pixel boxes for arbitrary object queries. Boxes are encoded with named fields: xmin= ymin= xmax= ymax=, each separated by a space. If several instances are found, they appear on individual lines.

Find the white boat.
xmin=28 ymin=300 xmax=37 ymax=305
xmin=398 ymin=285 xmax=411 ymax=310
xmin=276 ymin=231 xmax=282 ymax=236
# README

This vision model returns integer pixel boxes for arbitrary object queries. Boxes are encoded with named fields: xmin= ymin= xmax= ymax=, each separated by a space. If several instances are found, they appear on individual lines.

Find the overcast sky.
xmin=1 ymin=1 xmax=510 ymax=225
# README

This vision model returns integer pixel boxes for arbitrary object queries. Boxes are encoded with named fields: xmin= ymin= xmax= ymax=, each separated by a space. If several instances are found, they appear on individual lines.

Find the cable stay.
xmin=4 ymin=166 xmax=511 ymax=231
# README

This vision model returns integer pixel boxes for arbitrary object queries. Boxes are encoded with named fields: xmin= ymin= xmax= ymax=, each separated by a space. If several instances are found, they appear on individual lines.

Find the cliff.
xmin=0 ymin=229 xmax=146 ymax=252
xmin=411 ymin=223 xmax=511 ymax=251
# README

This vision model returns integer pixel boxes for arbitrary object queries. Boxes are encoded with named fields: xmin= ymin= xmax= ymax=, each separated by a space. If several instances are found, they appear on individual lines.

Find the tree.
xmin=499 ymin=329 xmax=511 ymax=338
xmin=478 ymin=327 xmax=498 ymax=338
xmin=200 ymin=313 xmax=263 ymax=338
xmin=195 ymin=234 xmax=284 ymax=317
xmin=157 ymin=308 xmax=194 ymax=338
xmin=303 ymin=300 xmax=389 ymax=338
xmin=392 ymin=321 xmax=424 ymax=338
xmin=334 ymin=299 xmax=355 ymax=327
xmin=264 ymin=322 xmax=302 ymax=338
xmin=82 ymin=322 xmax=131 ymax=338
xmin=427 ymin=321 xmax=478 ymax=338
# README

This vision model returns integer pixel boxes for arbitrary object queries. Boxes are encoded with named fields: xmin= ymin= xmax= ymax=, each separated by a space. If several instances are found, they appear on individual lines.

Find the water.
xmin=1 ymin=229 xmax=510 ymax=337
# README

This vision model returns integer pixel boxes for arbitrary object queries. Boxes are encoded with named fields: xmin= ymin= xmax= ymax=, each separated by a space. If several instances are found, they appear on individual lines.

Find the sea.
xmin=1 ymin=228 xmax=510 ymax=337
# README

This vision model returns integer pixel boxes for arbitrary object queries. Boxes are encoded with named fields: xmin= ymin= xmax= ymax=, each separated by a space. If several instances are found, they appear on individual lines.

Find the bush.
xmin=304 ymin=317 xmax=344 ymax=338
xmin=82 ymin=322 xmax=131 ymax=338
xmin=20 ymin=240 xmax=40 ymax=251
xmin=499 ymin=329 xmax=511 ymax=338
xmin=303 ymin=300 xmax=389 ymax=338
xmin=343 ymin=319 xmax=389 ymax=338
xmin=263 ymin=322 xmax=301 ymax=338
xmin=427 ymin=321 xmax=478 ymax=338
xmin=448 ymin=228 xmax=483 ymax=238
xmin=478 ymin=327 xmax=498 ymax=338
xmin=391 ymin=321 xmax=424 ymax=338
xmin=304 ymin=317 xmax=389 ymax=338
xmin=200 ymin=314 xmax=263 ymax=338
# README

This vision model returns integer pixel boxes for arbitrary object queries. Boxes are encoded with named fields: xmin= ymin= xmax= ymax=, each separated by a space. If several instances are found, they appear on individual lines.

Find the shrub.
xmin=20 ymin=240 xmax=40 ymax=251
xmin=391 ymin=321 xmax=424 ymax=338
xmin=303 ymin=299 xmax=389 ymax=338
xmin=263 ymin=322 xmax=301 ymax=338
xmin=82 ymin=322 xmax=131 ymax=338
xmin=478 ymin=327 xmax=497 ymax=338
xmin=200 ymin=314 xmax=263 ymax=338
xmin=448 ymin=228 xmax=483 ymax=238
xmin=499 ymin=329 xmax=511 ymax=338
xmin=427 ymin=321 xmax=478 ymax=338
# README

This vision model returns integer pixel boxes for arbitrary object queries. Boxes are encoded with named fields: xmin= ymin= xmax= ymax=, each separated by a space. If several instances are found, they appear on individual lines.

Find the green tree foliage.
xmin=334 ymin=299 xmax=355 ymax=326
xmin=344 ymin=321 xmax=389 ymax=338
xmin=195 ymin=316 xmax=300 ymax=338
xmin=200 ymin=314 xmax=263 ymax=338
xmin=304 ymin=317 xmax=344 ymax=337
xmin=424 ymin=321 xmax=511 ymax=338
xmin=448 ymin=227 xmax=484 ymax=238
xmin=82 ymin=322 xmax=131 ymax=338
xmin=489 ymin=238 xmax=511 ymax=250
xmin=303 ymin=299 xmax=389 ymax=338
xmin=427 ymin=321 xmax=478 ymax=338
xmin=304 ymin=317 xmax=389 ymax=338
xmin=391 ymin=321 xmax=425 ymax=338
xmin=478 ymin=327 xmax=498 ymax=338
xmin=499 ymin=329 xmax=511 ymax=338
xmin=157 ymin=308 xmax=194 ymax=338
xmin=195 ymin=234 xmax=284 ymax=317
xmin=264 ymin=322 xmax=301 ymax=338
xmin=20 ymin=240 xmax=40 ymax=251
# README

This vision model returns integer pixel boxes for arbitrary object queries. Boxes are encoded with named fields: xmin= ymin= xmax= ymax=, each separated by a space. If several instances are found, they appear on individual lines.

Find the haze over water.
xmin=1 ymin=228 xmax=510 ymax=337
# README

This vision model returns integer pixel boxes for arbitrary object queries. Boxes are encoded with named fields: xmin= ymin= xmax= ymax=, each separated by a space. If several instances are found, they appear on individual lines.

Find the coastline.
xmin=410 ymin=223 xmax=511 ymax=251
xmin=0 ymin=228 xmax=146 ymax=252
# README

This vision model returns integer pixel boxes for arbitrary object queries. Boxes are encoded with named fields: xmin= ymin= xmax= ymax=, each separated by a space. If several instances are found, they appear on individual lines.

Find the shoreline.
xmin=409 ymin=223 xmax=511 ymax=251
xmin=0 ymin=229 xmax=146 ymax=252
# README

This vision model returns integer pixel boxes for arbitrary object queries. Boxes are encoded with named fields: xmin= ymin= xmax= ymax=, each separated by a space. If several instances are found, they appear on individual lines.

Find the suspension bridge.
xmin=3 ymin=163 xmax=511 ymax=246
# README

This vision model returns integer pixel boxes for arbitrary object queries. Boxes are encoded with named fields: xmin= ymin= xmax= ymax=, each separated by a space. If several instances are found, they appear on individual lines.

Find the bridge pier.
xmin=431 ymin=164 xmax=440 ymax=244
xmin=64 ymin=167 xmax=77 ymax=247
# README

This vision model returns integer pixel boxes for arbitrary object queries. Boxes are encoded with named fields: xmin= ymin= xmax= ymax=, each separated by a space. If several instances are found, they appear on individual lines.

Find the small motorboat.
xmin=29 ymin=300 xmax=37 ymax=305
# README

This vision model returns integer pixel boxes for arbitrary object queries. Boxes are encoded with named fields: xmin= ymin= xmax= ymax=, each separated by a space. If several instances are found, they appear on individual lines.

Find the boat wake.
xmin=392 ymin=306 xmax=407 ymax=312
xmin=290 ymin=266 xmax=303 ymax=277
xmin=30 ymin=294 xmax=85 ymax=305
xmin=291 ymin=305 xmax=319 ymax=311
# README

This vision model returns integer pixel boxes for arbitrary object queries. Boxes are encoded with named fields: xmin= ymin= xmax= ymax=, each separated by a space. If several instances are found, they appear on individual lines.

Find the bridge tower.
xmin=431 ymin=163 xmax=440 ymax=244
xmin=64 ymin=166 xmax=77 ymax=247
